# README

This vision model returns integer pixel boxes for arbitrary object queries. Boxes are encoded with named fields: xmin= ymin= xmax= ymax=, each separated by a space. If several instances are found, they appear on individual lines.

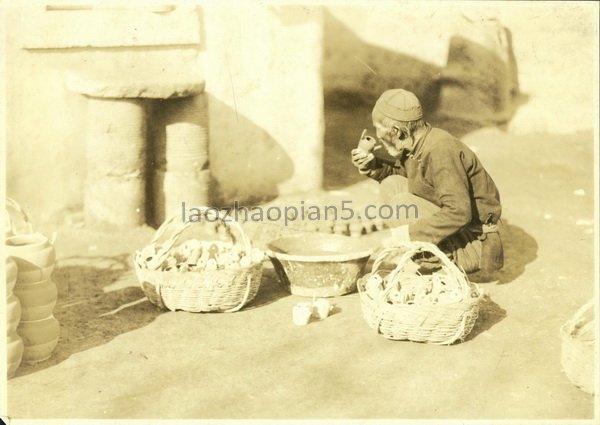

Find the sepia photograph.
xmin=1 ymin=0 xmax=599 ymax=422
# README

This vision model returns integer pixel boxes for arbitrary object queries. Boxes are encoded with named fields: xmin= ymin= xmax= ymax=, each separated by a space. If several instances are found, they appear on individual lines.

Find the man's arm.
xmin=362 ymin=156 xmax=407 ymax=182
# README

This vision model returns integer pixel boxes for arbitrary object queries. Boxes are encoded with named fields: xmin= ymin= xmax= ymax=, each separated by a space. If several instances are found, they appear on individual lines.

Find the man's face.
xmin=374 ymin=121 xmax=402 ymax=157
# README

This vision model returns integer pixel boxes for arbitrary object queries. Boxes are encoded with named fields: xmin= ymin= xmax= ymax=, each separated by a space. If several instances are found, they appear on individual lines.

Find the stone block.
xmin=67 ymin=70 xmax=205 ymax=99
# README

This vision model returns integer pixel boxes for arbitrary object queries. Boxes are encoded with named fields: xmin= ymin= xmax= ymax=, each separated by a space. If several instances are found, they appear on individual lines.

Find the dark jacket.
xmin=365 ymin=126 xmax=502 ymax=245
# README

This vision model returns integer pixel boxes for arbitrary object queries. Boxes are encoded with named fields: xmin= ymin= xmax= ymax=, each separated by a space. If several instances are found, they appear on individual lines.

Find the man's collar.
xmin=406 ymin=123 xmax=432 ymax=159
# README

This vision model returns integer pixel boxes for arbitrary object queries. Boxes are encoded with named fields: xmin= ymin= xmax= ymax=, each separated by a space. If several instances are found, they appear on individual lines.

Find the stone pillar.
xmin=152 ymin=94 xmax=210 ymax=225
xmin=85 ymin=97 xmax=147 ymax=226
xmin=67 ymin=71 xmax=205 ymax=227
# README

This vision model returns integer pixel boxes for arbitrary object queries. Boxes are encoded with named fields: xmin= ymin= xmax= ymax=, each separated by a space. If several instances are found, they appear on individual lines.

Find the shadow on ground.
xmin=469 ymin=220 xmax=538 ymax=285
xmin=465 ymin=295 xmax=507 ymax=341
xmin=204 ymin=94 xmax=295 ymax=208
xmin=496 ymin=221 xmax=538 ymax=285
xmin=243 ymin=266 xmax=290 ymax=310
xmin=14 ymin=254 xmax=163 ymax=377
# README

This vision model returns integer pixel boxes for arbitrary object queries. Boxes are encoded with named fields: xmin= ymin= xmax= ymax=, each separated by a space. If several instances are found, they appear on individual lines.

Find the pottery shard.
xmin=66 ymin=70 xmax=205 ymax=99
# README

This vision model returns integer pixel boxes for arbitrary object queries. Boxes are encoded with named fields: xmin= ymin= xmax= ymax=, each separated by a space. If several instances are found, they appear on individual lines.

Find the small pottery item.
xmin=292 ymin=302 xmax=313 ymax=326
xmin=313 ymin=298 xmax=333 ymax=320
xmin=18 ymin=315 xmax=60 ymax=363
xmin=6 ymin=232 xmax=49 ymax=251
xmin=13 ymin=279 xmax=58 ymax=321
xmin=6 ymin=233 xmax=55 ymax=281
xmin=358 ymin=135 xmax=377 ymax=153
xmin=16 ymin=265 xmax=54 ymax=284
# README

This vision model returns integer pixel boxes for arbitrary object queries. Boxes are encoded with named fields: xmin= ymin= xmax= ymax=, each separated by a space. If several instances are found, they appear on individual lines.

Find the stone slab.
xmin=66 ymin=70 xmax=205 ymax=99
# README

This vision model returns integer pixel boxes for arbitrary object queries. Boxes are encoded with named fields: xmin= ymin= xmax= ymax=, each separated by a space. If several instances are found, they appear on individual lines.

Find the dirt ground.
xmin=6 ymin=104 xmax=597 ymax=419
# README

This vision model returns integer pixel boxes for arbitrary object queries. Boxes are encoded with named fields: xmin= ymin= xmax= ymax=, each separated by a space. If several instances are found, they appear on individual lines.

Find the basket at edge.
xmin=560 ymin=300 xmax=595 ymax=394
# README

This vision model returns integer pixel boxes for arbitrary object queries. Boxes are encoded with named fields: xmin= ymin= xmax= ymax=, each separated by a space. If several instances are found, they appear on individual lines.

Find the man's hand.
xmin=351 ymin=149 xmax=375 ymax=173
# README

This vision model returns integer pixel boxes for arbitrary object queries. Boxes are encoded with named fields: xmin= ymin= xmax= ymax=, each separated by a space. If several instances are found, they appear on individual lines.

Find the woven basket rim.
xmin=134 ymin=257 xmax=262 ymax=273
xmin=359 ymin=288 xmax=482 ymax=308
xmin=371 ymin=242 xmax=477 ymax=293
xmin=560 ymin=299 xmax=595 ymax=338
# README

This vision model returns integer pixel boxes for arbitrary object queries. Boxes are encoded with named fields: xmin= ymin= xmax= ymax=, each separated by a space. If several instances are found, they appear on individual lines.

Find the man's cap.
xmin=374 ymin=89 xmax=423 ymax=121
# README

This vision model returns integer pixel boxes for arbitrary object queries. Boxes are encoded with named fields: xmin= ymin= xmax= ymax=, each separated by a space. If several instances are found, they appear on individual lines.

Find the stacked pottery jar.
xmin=6 ymin=256 xmax=24 ymax=377
xmin=6 ymin=232 xmax=60 ymax=363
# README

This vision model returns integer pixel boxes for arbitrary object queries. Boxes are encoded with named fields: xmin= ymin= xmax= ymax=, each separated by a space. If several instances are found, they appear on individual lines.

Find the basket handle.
xmin=372 ymin=241 xmax=471 ymax=299
xmin=223 ymin=275 xmax=253 ymax=313
xmin=564 ymin=299 xmax=595 ymax=332
xmin=150 ymin=207 xmax=253 ymax=266
xmin=371 ymin=246 xmax=411 ymax=274
xmin=373 ymin=242 xmax=463 ymax=276
xmin=5 ymin=197 xmax=34 ymax=235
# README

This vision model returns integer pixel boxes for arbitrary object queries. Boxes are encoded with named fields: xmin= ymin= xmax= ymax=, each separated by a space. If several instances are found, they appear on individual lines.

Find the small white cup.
xmin=313 ymin=299 xmax=333 ymax=320
xmin=292 ymin=302 xmax=313 ymax=326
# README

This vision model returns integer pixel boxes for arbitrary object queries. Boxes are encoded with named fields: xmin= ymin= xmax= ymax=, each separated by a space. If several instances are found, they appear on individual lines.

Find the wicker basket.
xmin=560 ymin=299 xmax=595 ymax=394
xmin=134 ymin=208 xmax=263 ymax=313
xmin=358 ymin=242 xmax=482 ymax=345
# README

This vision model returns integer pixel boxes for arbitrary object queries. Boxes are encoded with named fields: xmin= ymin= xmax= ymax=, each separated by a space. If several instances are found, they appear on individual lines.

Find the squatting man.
xmin=351 ymin=88 xmax=504 ymax=276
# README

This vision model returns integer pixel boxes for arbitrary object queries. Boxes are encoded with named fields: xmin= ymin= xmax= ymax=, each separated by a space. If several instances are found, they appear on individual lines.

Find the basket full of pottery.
xmin=358 ymin=241 xmax=482 ymax=344
xmin=134 ymin=207 xmax=264 ymax=313
xmin=560 ymin=299 xmax=595 ymax=394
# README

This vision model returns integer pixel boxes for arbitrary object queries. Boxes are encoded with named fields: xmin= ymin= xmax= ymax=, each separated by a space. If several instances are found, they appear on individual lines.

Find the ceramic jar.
xmin=7 ymin=333 xmax=24 ymax=377
xmin=18 ymin=316 xmax=60 ymax=363
xmin=6 ymin=256 xmax=24 ymax=377
xmin=7 ymin=232 xmax=59 ymax=363
xmin=292 ymin=302 xmax=313 ymax=326
xmin=6 ymin=233 xmax=55 ymax=283
xmin=13 ymin=279 xmax=58 ymax=321
xmin=6 ymin=292 xmax=22 ymax=330
xmin=6 ymin=255 xmax=18 ymax=286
